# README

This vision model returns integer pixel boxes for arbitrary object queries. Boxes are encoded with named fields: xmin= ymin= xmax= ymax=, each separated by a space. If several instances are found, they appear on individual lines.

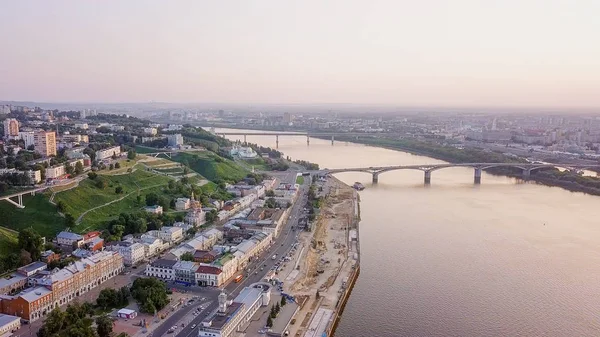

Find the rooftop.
xmin=57 ymin=231 xmax=83 ymax=241
xmin=0 ymin=275 xmax=26 ymax=289
xmin=150 ymin=259 xmax=177 ymax=269
xmin=233 ymin=287 xmax=263 ymax=308
xmin=18 ymin=286 xmax=53 ymax=303
xmin=17 ymin=261 xmax=47 ymax=274
xmin=204 ymin=302 xmax=243 ymax=330
xmin=0 ymin=314 xmax=20 ymax=326
xmin=196 ymin=265 xmax=222 ymax=275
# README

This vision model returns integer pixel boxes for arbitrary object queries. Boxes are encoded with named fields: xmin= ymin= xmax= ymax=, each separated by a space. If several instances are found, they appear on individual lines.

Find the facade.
xmin=167 ymin=133 xmax=184 ymax=147
xmin=16 ymin=262 xmax=47 ymax=277
xmin=45 ymin=165 xmax=66 ymax=179
xmin=0 ymin=251 xmax=123 ymax=322
xmin=173 ymin=261 xmax=198 ymax=285
xmin=62 ymin=134 xmax=89 ymax=143
xmin=34 ymin=130 xmax=57 ymax=157
xmin=158 ymin=226 xmax=184 ymax=243
xmin=175 ymin=197 xmax=191 ymax=211
xmin=0 ymin=275 xmax=27 ymax=295
xmin=141 ymin=236 xmax=164 ymax=257
xmin=19 ymin=131 xmax=35 ymax=148
xmin=195 ymin=265 xmax=223 ymax=287
xmin=40 ymin=250 xmax=60 ymax=263
xmin=143 ymin=127 xmax=157 ymax=135
xmin=0 ymin=314 xmax=21 ymax=335
xmin=0 ymin=169 xmax=41 ymax=184
xmin=145 ymin=259 xmax=177 ymax=280
xmin=3 ymin=119 xmax=19 ymax=138
xmin=56 ymin=231 xmax=84 ymax=247
xmin=107 ymin=241 xmax=145 ymax=266
xmin=199 ymin=287 xmax=270 ymax=337
xmin=185 ymin=209 xmax=205 ymax=226
xmin=144 ymin=205 xmax=163 ymax=215
xmin=95 ymin=146 xmax=121 ymax=161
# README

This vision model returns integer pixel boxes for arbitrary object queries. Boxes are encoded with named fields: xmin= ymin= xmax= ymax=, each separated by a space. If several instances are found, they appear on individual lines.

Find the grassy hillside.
xmin=0 ymin=194 xmax=66 ymax=237
xmin=0 ymin=226 xmax=18 ymax=255
xmin=172 ymin=152 xmax=248 ymax=182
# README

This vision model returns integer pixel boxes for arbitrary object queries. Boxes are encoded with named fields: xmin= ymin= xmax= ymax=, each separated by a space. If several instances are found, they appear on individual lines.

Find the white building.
xmin=144 ymin=205 xmax=163 ymax=215
xmin=141 ymin=236 xmax=165 ymax=257
xmin=158 ymin=226 xmax=184 ymax=243
xmin=19 ymin=131 xmax=35 ymax=148
xmin=95 ymin=146 xmax=121 ymax=161
xmin=168 ymin=134 xmax=184 ymax=147
xmin=0 ymin=314 xmax=21 ymax=336
xmin=229 ymin=146 xmax=258 ymax=159
xmin=175 ymin=197 xmax=191 ymax=211
xmin=185 ymin=209 xmax=206 ymax=226
xmin=45 ymin=165 xmax=66 ymax=179
xmin=74 ymin=123 xmax=89 ymax=130
xmin=107 ymin=241 xmax=146 ymax=266
xmin=143 ymin=127 xmax=157 ymax=135
xmin=145 ymin=259 xmax=177 ymax=280
xmin=56 ymin=231 xmax=84 ymax=247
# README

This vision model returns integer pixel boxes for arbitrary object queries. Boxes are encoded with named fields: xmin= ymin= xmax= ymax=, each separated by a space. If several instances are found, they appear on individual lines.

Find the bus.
xmin=234 ymin=275 xmax=243 ymax=283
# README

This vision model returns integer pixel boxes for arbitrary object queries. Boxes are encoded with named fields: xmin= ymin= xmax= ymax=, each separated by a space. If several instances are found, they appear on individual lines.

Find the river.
xmin=215 ymin=128 xmax=600 ymax=337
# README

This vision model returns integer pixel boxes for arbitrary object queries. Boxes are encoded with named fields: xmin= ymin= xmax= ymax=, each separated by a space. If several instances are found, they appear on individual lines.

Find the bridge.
xmin=216 ymin=131 xmax=387 ymax=148
xmin=0 ymin=186 xmax=49 ymax=208
xmin=141 ymin=148 xmax=207 ymax=158
xmin=313 ymin=163 xmax=600 ymax=184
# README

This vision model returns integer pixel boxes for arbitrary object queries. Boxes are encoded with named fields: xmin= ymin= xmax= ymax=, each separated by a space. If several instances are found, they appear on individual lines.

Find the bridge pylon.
xmin=372 ymin=172 xmax=379 ymax=184
xmin=474 ymin=167 xmax=482 ymax=184
xmin=424 ymin=170 xmax=431 ymax=184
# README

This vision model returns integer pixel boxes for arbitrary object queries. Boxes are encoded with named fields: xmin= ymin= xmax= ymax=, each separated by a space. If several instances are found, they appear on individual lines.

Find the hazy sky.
xmin=1 ymin=1 xmax=599 ymax=108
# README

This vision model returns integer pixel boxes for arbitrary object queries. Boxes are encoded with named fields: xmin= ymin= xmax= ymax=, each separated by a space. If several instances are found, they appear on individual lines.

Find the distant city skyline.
xmin=1 ymin=1 xmax=599 ymax=108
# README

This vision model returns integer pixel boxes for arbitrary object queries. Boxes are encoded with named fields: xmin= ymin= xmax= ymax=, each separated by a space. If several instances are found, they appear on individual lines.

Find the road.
xmin=172 ymin=171 xmax=310 ymax=337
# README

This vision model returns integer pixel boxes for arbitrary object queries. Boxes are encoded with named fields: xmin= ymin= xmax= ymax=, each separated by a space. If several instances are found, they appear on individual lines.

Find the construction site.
xmin=278 ymin=176 xmax=361 ymax=337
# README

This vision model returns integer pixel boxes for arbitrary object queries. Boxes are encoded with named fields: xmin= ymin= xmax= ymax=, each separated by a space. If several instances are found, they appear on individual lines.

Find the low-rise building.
xmin=195 ymin=265 xmax=223 ymax=287
xmin=16 ymin=262 xmax=47 ymax=278
xmin=56 ymin=231 xmax=84 ymax=247
xmin=106 ymin=241 xmax=145 ymax=266
xmin=173 ymin=261 xmax=198 ymax=285
xmin=185 ymin=209 xmax=205 ymax=226
xmin=144 ymin=205 xmax=163 ymax=215
xmin=158 ymin=226 xmax=183 ymax=243
xmin=167 ymin=134 xmax=184 ymax=147
xmin=143 ymin=127 xmax=157 ymax=135
xmin=175 ymin=197 xmax=191 ymax=211
xmin=40 ymin=250 xmax=60 ymax=263
xmin=45 ymin=165 xmax=66 ymax=179
xmin=0 ymin=314 xmax=21 ymax=336
xmin=0 ymin=275 xmax=27 ymax=295
xmin=95 ymin=146 xmax=121 ymax=161
xmin=145 ymin=259 xmax=177 ymax=280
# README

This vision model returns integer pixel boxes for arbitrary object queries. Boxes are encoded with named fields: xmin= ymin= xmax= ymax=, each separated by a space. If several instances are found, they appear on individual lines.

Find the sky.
xmin=1 ymin=0 xmax=599 ymax=108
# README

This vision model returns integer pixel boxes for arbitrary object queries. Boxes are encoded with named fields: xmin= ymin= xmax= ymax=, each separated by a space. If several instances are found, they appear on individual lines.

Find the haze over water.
xmin=218 ymin=128 xmax=600 ymax=337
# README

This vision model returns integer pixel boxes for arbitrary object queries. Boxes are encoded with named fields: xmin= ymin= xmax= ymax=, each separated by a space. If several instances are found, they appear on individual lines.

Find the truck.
xmin=272 ymin=254 xmax=277 ymax=260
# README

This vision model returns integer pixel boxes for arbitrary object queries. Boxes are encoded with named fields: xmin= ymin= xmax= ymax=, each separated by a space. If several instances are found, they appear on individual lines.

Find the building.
xmin=34 ymin=130 xmax=57 ymax=157
xmin=143 ymin=127 xmax=157 ymax=135
xmin=144 ymin=205 xmax=163 ymax=215
xmin=106 ymin=241 xmax=145 ymax=266
xmin=40 ymin=250 xmax=60 ymax=263
xmin=0 ymin=314 xmax=21 ymax=335
xmin=16 ymin=262 xmax=47 ymax=277
xmin=0 ymin=275 xmax=27 ymax=295
xmin=95 ymin=146 xmax=121 ymax=161
xmin=62 ymin=134 xmax=89 ymax=143
xmin=141 ymin=236 xmax=165 ymax=257
xmin=45 ymin=165 xmax=66 ymax=179
xmin=3 ymin=119 xmax=19 ymax=139
xmin=173 ymin=261 xmax=198 ymax=285
xmin=145 ymin=259 xmax=177 ymax=280
xmin=157 ymin=226 xmax=183 ymax=243
xmin=195 ymin=265 xmax=223 ymax=287
xmin=199 ymin=286 xmax=271 ymax=337
xmin=56 ymin=231 xmax=84 ymax=247
xmin=74 ymin=123 xmax=88 ymax=130
xmin=175 ymin=197 xmax=191 ymax=211
xmin=185 ymin=209 xmax=206 ymax=226
xmin=117 ymin=308 xmax=137 ymax=319
xmin=167 ymin=133 xmax=184 ymax=147
xmin=0 ymin=169 xmax=41 ymax=184
xmin=19 ymin=131 xmax=35 ymax=148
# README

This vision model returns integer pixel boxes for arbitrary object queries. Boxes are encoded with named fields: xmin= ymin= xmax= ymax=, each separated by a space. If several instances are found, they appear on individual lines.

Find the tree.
xmin=131 ymin=277 xmax=169 ymax=314
xmin=65 ymin=213 xmax=76 ymax=228
xmin=109 ymin=163 xmax=114 ymax=170
xmin=115 ymin=162 xmax=121 ymax=169
xmin=266 ymin=316 xmax=273 ymax=328
xmin=127 ymin=150 xmax=136 ymax=160
xmin=65 ymin=164 xmax=75 ymax=176
xmin=96 ymin=179 xmax=107 ymax=189
xmin=88 ymin=171 xmax=98 ymax=180
xmin=96 ymin=316 xmax=113 ymax=337
xmin=56 ymin=200 xmax=66 ymax=213
xmin=145 ymin=193 xmax=159 ymax=206
xmin=18 ymin=228 xmax=43 ymax=261
xmin=75 ymin=161 xmax=84 ymax=175
xmin=186 ymin=227 xmax=197 ymax=236
xmin=270 ymin=305 xmax=277 ymax=318
xmin=280 ymin=296 xmax=286 ymax=306
xmin=19 ymin=249 xmax=32 ymax=265
xmin=205 ymin=209 xmax=218 ymax=223
xmin=265 ymin=197 xmax=277 ymax=209
xmin=180 ymin=252 xmax=195 ymax=261
xmin=115 ymin=186 xmax=123 ymax=194
xmin=265 ymin=190 xmax=275 ymax=197
xmin=275 ymin=302 xmax=280 ymax=313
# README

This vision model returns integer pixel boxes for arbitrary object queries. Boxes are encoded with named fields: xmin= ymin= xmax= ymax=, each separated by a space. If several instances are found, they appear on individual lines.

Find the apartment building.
xmin=95 ymin=146 xmax=121 ymax=161
xmin=145 ymin=259 xmax=177 ymax=280
xmin=45 ymin=165 xmax=66 ymax=179
xmin=56 ymin=231 xmax=84 ymax=247
xmin=19 ymin=131 xmax=35 ymax=148
xmin=33 ymin=130 xmax=57 ymax=157
xmin=157 ymin=226 xmax=183 ymax=243
xmin=106 ymin=241 xmax=145 ymax=266
xmin=3 ymin=119 xmax=19 ymax=138
xmin=173 ymin=261 xmax=199 ymax=285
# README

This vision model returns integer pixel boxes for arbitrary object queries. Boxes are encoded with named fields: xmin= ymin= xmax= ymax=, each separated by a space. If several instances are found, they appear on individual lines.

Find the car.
xmin=191 ymin=324 xmax=197 ymax=329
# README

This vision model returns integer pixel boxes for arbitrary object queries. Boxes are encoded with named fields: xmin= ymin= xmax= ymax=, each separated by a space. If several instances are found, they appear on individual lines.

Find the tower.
xmin=218 ymin=291 xmax=228 ymax=313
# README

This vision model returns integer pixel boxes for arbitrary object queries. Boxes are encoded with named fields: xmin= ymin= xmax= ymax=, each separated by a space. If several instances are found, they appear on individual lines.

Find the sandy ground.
xmin=275 ymin=177 xmax=357 ymax=337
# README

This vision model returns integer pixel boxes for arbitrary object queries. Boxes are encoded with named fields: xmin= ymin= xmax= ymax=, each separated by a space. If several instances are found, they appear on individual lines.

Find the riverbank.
xmin=316 ymin=135 xmax=600 ymax=196
xmin=280 ymin=176 xmax=360 ymax=337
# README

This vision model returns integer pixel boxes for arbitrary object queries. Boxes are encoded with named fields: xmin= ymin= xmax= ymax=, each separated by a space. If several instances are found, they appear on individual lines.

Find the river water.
xmin=215 ymin=129 xmax=600 ymax=337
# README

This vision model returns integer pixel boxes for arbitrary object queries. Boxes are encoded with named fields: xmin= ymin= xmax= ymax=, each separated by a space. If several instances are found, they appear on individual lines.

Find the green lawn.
xmin=0 ymin=226 xmax=18 ymax=255
xmin=296 ymin=176 xmax=304 ymax=184
xmin=54 ymin=170 xmax=172 ymax=222
xmin=135 ymin=146 xmax=168 ymax=154
xmin=0 ymin=194 xmax=66 ymax=237
xmin=172 ymin=152 xmax=248 ymax=182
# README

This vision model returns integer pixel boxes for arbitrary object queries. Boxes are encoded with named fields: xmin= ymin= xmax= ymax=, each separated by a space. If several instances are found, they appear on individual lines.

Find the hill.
xmin=171 ymin=151 xmax=249 ymax=182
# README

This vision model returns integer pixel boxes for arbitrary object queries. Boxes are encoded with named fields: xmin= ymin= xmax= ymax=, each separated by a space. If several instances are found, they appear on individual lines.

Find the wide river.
xmin=215 ymin=128 xmax=600 ymax=337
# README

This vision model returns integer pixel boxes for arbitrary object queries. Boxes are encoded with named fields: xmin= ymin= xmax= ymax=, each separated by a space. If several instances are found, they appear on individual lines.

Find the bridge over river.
xmin=311 ymin=162 xmax=600 ymax=184
xmin=216 ymin=131 xmax=388 ymax=148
